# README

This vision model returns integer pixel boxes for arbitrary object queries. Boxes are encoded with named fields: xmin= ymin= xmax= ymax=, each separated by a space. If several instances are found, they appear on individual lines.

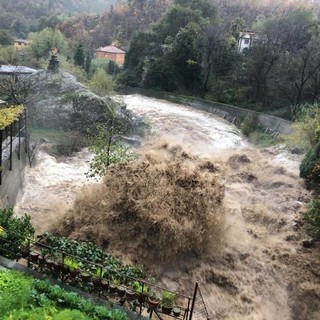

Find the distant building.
xmin=95 ymin=45 xmax=125 ymax=65
xmin=238 ymin=32 xmax=259 ymax=53
xmin=14 ymin=39 xmax=29 ymax=50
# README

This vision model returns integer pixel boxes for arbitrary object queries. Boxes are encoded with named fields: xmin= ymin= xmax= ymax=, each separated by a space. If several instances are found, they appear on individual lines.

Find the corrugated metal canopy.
xmin=0 ymin=65 xmax=37 ymax=74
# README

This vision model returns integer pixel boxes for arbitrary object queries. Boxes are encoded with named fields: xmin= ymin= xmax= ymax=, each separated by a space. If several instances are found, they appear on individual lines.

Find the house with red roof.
xmin=95 ymin=45 xmax=125 ymax=65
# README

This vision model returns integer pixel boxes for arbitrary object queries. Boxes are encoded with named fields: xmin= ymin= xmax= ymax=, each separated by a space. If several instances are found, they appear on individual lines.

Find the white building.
xmin=238 ymin=32 xmax=259 ymax=53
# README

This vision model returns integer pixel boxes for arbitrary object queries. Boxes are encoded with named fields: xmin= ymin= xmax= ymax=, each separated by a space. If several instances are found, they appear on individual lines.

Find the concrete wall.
xmin=120 ymin=88 xmax=293 ymax=135
xmin=0 ymin=140 xmax=27 ymax=208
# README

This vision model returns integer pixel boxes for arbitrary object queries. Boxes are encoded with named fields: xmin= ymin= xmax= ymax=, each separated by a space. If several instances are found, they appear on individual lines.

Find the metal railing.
xmin=0 ymin=227 xmax=213 ymax=320
xmin=0 ymin=110 xmax=27 ymax=184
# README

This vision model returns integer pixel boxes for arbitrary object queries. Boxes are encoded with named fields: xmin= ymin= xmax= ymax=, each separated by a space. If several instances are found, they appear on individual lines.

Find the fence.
xmin=0 ymin=228 xmax=213 ymax=320
xmin=0 ymin=110 xmax=27 ymax=185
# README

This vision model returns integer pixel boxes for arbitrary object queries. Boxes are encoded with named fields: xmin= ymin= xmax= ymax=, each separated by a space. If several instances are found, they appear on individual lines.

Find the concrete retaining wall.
xmin=0 ymin=140 xmax=27 ymax=208
xmin=120 ymin=88 xmax=293 ymax=135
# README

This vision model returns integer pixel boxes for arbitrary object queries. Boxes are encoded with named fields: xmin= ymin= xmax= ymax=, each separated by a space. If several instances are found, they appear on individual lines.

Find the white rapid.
xmin=15 ymin=94 xmax=247 ymax=232
xmin=121 ymin=94 xmax=246 ymax=154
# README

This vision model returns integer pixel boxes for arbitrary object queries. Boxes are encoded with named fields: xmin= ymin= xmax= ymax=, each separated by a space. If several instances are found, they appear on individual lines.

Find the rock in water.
xmin=27 ymin=70 xmax=139 ymax=134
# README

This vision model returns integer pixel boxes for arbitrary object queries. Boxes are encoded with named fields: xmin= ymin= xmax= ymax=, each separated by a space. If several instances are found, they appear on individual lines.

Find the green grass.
xmin=0 ymin=270 xmax=128 ymax=320
xmin=29 ymin=127 xmax=69 ymax=142
xmin=247 ymin=131 xmax=279 ymax=148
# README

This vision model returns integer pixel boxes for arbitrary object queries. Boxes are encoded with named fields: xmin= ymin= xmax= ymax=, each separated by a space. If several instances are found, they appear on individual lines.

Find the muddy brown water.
xmin=15 ymin=94 xmax=320 ymax=320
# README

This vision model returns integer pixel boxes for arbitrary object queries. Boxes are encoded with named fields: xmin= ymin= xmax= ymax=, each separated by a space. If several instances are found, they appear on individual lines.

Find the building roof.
xmin=96 ymin=45 xmax=125 ymax=54
xmin=0 ymin=65 xmax=37 ymax=75
xmin=14 ymin=39 xmax=29 ymax=44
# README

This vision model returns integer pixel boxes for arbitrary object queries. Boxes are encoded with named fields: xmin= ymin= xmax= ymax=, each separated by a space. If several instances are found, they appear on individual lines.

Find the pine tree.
xmin=73 ymin=43 xmax=85 ymax=68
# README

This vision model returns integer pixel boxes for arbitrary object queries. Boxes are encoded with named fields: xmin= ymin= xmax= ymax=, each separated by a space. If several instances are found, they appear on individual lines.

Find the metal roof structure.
xmin=0 ymin=65 xmax=37 ymax=75
xmin=14 ymin=39 xmax=29 ymax=44
xmin=95 ymin=45 xmax=125 ymax=54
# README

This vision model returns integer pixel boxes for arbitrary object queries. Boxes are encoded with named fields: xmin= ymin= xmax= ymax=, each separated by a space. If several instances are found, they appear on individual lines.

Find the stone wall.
xmin=120 ymin=88 xmax=293 ymax=135
xmin=0 ymin=140 xmax=27 ymax=208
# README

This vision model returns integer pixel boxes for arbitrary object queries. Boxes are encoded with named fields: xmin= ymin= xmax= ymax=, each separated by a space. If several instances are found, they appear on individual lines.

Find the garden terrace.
xmin=0 ymin=224 xmax=211 ymax=320
xmin=0 ymin=268 xmax=130 ymax=320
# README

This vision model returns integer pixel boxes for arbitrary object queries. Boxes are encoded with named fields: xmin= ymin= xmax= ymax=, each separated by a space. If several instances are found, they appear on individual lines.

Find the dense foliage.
xmin=0 ymin=208 xmax=34 ymax=259
xmin=0 ymin=270 xmax=128 ymax=320
xmin=2 ymin=0 xmax=320 ymax=120
xmin=39 ymin=233 xmax=145 ymax=282
xmin=121 ymin=0 xmax=320 ymax=119
xmin=87 ymin=121 xmax=138 ymax=178
xmin=295 ymin=103 xmax=320 ymax=235
xmin=0 ymin=105 xmax=24 ymax=129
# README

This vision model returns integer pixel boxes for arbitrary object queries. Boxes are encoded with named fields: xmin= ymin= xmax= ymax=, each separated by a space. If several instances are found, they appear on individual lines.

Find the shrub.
xmin=0 ymin=270 xmax=33 ymax=316
xmin=54 ymin=309 xmax=91 ymax=320
xmin=240 ymin=113 xmax=260 ymax=137
xmin=304 ymin=197 xmax=320 ymax=235
xmin=87 ymin=69 xmax=114 ymax=96
xmin=300 ymin=141 xmax=320 ymax=191
xmin=0 ymin=208 xmax=34 ymax=259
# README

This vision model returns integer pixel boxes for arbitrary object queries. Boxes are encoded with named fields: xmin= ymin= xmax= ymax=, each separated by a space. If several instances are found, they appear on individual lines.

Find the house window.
xmin=244 ymin=39 xmax=250 ymax=45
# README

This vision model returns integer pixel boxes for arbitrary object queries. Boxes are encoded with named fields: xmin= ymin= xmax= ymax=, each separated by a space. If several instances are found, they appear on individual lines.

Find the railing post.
xmin=27 ymin=239 xmax=31 ymax=268
xmin=9 ymin=123 xmax=13 ymax=171
xmin=18 ymin=116 xmax=21 ymax=160
xmin=0 ymin=129 xmax=2 ymax=185
xmin=189 ymin=282 xmax=198 ymax=320
xmin=24 ymin=108 xmax=28 ymax=154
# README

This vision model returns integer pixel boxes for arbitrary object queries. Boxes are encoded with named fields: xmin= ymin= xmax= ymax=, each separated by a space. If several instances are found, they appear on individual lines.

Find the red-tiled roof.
xmin=95 ymin=45 xmax=125 ymax=54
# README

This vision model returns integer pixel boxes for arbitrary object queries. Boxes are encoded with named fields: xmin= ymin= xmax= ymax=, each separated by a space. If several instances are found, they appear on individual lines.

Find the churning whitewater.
xmin=15 ymin=94 xmax=320 ymax=320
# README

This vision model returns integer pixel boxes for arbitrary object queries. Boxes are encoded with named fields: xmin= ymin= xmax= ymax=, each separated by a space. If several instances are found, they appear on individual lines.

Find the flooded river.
xmin=15 ymin=94 xmax=320 ymax=320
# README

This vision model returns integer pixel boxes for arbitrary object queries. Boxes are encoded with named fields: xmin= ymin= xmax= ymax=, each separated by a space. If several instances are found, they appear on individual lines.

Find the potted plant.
xmin=81 ymin=271 xmax=92 ymax=283
xmin=38 ymin=255 xmax=46 ymax=268
xmin=52 ymin=261 xmax=62 ymax=274
xmin=20 ymin=245 xmax=30 ymax=259
xmin=148 ymin=291 xmax=160 ymax=310
xmin=173 ymin=306 xmax=181 ymax=317
xmin=63 ymin=256 xmax=79 ymax=277
xmin=132 ymin=281 xmax=149 ymax=303
xmin=161 ymin=290 xmax=176 ymax=315
xmin=92 ymin=266 xmax=104 ymax=288
xmin=100 ymin=278 xmax=109 ymax=291
xmin=109 ymin=276 xmax=120 ymax=293
xmin=30 ymin=251 xmax=39 ymax=263
xmin=45 ymin=257 xmax=54 ymax=270
xmin=125 ymin=287 xmax=136 ymax=301
xmin=117 ymin=284 xmax=126 ymax=298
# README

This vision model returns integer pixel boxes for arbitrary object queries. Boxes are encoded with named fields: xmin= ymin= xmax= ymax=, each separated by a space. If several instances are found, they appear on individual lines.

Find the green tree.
xmin=29 ymin=28 xmax=68 ymax=60
xmin=122 ymin=0 xmax=218 ymax=92
xmin=0 ymin=29 xmax=13 ymax=45
xmin=201 ymin=25 xmax=237 ymax=95
xmin=87 ymin=118 xmax=137 ymax=178
xmin=73 ymin=42 xmax=86 ymax=68
xmin=87 ymin=69 xmax=114 ymax=96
